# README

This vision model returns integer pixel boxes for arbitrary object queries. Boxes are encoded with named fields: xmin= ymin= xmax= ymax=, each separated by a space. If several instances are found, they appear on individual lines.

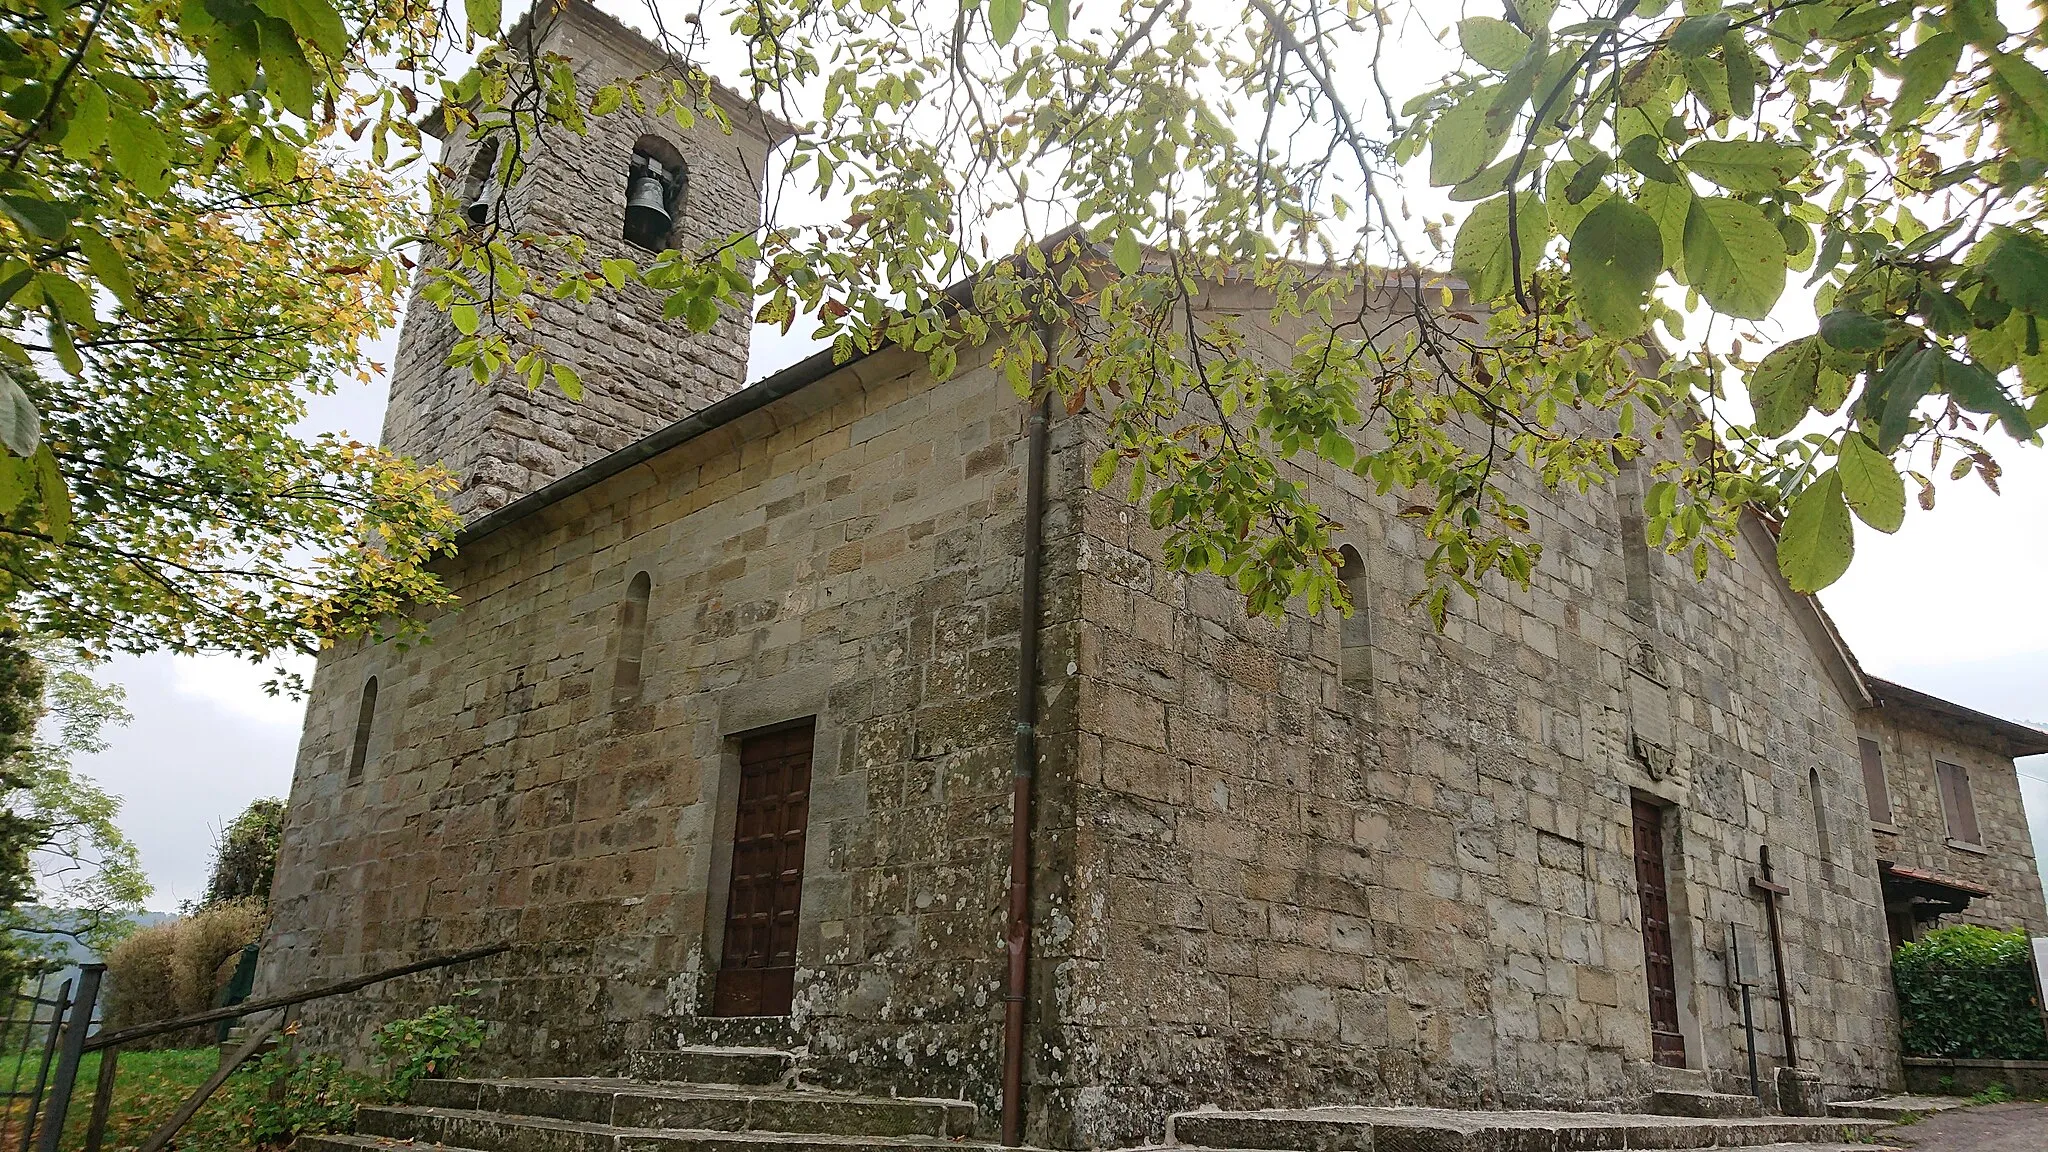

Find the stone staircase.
xmin=300 ymin=1046 xmax=992 ymax=1152
xmin=1158 ymin=1106 xmax=1901 ymax=1151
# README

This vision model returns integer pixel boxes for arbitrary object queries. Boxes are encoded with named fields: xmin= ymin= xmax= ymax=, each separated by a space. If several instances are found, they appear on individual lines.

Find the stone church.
xmin=259 ymin=3 xmax=2048 ymax=1149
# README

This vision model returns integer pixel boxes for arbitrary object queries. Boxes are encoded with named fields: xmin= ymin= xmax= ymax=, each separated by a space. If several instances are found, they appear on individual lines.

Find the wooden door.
xmin=712 ymin=721 xmax=814 ymax=1017
xmin=1631 ymin=797 xmax=1688 ymax=1068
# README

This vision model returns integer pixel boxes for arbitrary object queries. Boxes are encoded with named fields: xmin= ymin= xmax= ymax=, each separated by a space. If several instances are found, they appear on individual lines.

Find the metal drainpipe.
xmin=1001 ymin=374 xmax=1053 ymax=1148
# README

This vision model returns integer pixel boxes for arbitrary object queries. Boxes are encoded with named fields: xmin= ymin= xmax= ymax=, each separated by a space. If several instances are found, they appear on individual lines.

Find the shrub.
xmin=203 ymin=798 xmax=285 ymax=907
xmin=1894 ymin=925 xmax=2048 ymax=1060
xmin=374 ymin=996 xmax=489 ymax=1096
xmin=102 ymin=898 xmax=267 ymax=1045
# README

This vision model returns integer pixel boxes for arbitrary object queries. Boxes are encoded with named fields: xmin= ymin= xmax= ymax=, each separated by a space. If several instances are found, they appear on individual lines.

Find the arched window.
xmin=346 ymin=677 xmax=378 ymax=785
xmin=623 ymin=136 xmax=687 ymax=250
xmin=461 ymin=135 xmax=502 ymax=228
xmin=1337 ymin=545 xmax=1372 ymax=690
xmin=612 ymin=571 xmax=652 ymax=708
xmin=1809 ymin=766 xmax=1834 ymax=880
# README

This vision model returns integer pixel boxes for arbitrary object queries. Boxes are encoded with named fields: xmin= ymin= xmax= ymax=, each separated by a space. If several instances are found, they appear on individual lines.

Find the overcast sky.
xmin=63 ymin=2 xmax=2048 ymax=914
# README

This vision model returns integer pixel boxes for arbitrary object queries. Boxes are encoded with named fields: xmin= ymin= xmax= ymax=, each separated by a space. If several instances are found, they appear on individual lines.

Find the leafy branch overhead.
xmin=4 ymin=0 xmax=2046 ymax=660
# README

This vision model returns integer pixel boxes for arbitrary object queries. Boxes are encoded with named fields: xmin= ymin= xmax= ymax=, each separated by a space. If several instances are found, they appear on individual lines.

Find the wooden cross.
xmin=1749 ymin=845 xmax=1799 ymax=1067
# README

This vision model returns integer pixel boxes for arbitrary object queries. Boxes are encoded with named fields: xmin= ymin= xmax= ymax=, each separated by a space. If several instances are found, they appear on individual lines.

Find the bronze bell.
xmin=465 ymin=178 xmax=496 ymax=227
xmin=624 ymin=157 xmax=674 ymax=249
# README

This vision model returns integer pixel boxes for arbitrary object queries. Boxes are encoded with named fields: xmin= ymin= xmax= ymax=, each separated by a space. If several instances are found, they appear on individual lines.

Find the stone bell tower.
xmin=380 ymin=0 xmax=791 ymax=519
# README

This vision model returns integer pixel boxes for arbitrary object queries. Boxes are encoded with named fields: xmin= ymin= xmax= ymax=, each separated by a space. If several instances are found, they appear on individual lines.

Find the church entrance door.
xmin=712 ymin=720 xmax=814 ymax=1017
xmin=1631 ymin=797 xmax=1688 ymax=1068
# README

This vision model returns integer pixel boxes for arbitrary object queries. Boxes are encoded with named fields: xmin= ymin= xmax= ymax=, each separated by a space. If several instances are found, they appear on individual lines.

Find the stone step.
xmin=353 ymin=1106 xmax=990 ymax=1152
xmin=670 ymin=1016 xmax=805 ymax=1051
xmin=629 ymin=1047 xmax=798 ymax=1087
xmin=1825 ymin=1093 xmax=1969 ymax=1121
xmin=1648 ymin=1088 xmax=1765 ymax=1119
xmin=408 ymin=1078 xmax=974 ymax=1139
xmin=309 ymin=1130 xmax=988 ymax=1152
xmin=1165 ymin=1106 xmax=1897 ymax=1151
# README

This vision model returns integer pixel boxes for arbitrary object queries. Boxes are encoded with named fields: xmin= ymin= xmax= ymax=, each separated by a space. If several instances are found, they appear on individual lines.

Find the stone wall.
xmin=260 ymin=345 xmax=1082 ymax=1134
xmin=1035 ymin=282 xmax=1903 ymax=1146
xmin=1861 ymin=706 xmax=2048 ymax=936
xmin=379 ymin=0 xmax=777 ymax=518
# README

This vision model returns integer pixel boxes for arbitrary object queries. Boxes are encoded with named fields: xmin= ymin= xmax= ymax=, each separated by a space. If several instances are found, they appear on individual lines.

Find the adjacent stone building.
xmin=1854 ymin=679 xmax=2048 ymax=949
xmin=258 ymin=3 xmax=2048 ymax=1148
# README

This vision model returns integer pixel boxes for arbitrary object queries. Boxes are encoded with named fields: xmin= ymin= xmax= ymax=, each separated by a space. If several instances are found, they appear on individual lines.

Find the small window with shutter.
xmin=1859 ymin=738 xmax=1893 ymax=825
xmin=1936 ymin=759 xmax=1981 ymax=846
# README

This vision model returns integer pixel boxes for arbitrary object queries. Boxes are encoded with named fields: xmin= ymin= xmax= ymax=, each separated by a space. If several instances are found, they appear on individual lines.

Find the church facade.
xmin=257 ymin=4 xmax=2048 ymax=1148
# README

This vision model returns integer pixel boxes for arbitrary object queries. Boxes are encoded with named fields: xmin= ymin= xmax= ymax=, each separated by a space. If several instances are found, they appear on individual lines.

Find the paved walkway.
xmin=1883 ymin=1101 xmax=2048 ymax=1151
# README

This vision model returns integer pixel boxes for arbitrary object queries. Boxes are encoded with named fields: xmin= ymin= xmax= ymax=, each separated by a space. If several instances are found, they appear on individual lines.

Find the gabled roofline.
xmin=424 ymin=0 xmax=798 ymax=145
xmin=1736 ymin=510 xmax=1875 ymax=710
xmin=1866 ymin=676 xmax=2048 ymax=758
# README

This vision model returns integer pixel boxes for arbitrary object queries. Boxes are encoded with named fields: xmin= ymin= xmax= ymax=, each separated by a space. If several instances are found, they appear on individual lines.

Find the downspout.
xmin=1001 ymin=370 xmax=1053 ymax=1148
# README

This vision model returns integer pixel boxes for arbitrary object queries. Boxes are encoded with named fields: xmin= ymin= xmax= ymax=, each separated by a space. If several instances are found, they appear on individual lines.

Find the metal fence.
xmin=2 ymin=974 xmax=72 ymax=1152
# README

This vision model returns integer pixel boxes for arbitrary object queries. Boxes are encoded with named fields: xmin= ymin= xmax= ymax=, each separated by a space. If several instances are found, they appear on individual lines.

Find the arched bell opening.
xmin=461 ymin=135 xmax=503 ymax=229
xmin=624 ymin=136 xmax=688 ymax=251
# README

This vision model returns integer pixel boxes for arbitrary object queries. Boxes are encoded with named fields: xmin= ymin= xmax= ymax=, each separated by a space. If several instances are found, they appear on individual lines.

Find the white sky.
xmin=66 ymin=1 xmax=2048 ymax=913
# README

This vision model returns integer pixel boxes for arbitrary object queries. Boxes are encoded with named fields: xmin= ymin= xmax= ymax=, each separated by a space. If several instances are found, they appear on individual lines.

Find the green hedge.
xmin=1894 ymin=925 xmax=2048 ymax=1060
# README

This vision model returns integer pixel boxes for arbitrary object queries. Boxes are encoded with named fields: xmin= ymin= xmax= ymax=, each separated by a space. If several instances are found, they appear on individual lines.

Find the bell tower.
xmin=380 ymin=0 xmax=791 ymax=519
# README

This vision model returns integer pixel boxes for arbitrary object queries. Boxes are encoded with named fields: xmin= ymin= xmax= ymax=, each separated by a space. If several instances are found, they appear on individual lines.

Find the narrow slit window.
xmin=1936 ymin=760 xmax=1981 ymax=845
xmin=1808 ymin=767 xmax=1833 ymax=879
xmin=1614 ymin=462 xmax=1655 ymax=618
xmin=612 ymin=571 xmax=652 ymax=708
xmin=1858 ymin=737 xmax=1893 ymax=825
xmin=346 ymin=677 xmax=378 ymax=785
xmin=1337 ymin=545 xmax=1372 ymax=691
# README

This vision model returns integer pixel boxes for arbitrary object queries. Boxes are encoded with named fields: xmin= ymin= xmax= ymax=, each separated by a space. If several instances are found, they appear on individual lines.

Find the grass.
xmin=0 ymin=1046 xmax=283 ymax=1152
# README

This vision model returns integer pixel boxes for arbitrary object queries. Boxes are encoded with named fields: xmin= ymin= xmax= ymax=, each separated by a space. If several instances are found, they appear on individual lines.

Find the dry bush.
xmin=103 ymin=898 xmax=267 ymax=1046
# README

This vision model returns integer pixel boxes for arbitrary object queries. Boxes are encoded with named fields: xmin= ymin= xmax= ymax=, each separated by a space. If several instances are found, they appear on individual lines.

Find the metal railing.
xmin=3 ymin=974 xmax=74 ymax=1152
xmin=18 ymin=943 xmax=508 ymax=1152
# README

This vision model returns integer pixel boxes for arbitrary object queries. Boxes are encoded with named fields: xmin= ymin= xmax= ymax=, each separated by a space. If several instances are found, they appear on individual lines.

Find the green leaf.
xmin=1621 ymin=135 xmax=1680 ymax=184
xmin=257 ymin=18 xmax=315 ymax=117
xmin=1939 ymin=353 xmax=2035 ymax=439
xmin=1639 ymin=182 xmax=1692 ymax=270
xmin=1982 ymin=229 xmax=2048 ymax=314
xmin=1564 ymin=154 xmax=1611 ymax=204
xmin=277 ymin=0 xmax=346 ymax=56
xmin=551 ymin=363 xmax=583 ymax=401
xmin=0 ymin=196 xmax=71 ymax=240
xmin=1892 ymin=32 xmax=1962 ymax=129
xmin=988 ymin=0 xmax=1023 ymax=44
xmin=464 ymin=0 xmax=499 ymax=34
xmin=1429 ymin=88 xmax=1509 ymax=187
xmin=1681 ymin=196 xmax=1786 ymax=319
xmin=1670 ymin=13 xmax=1731 ymax=55
xmin=1988 ymin=50 xmax=2048 ymax=118
xmin=1818 ymin=309 xmax=1887 ymax=353
xmin=1776 ymin=470 xmax=1853 ymax=593
xmin=1451 ymin=192 xmax=1547 ymax=303
xmin=60 ymin=84 xmax=108 ymax=161
xmin=1748 ymin=336 xmax=1821 ymax=437
xmin=685 ymin=292 xmax=718 ymax=332
xmin=1569 ymin=199 xmax=1662 ymax=338
xmin=1458 ymin=17 xmax=1530 ymax=71
xmin=1826 ymin=0 xmax=1912 ymax=40
xmin=77 ymin=231 xmax=139 ymax=311
xmin=1047 ymin=0 xmax=1069 ymax=39
xmin=0 ymin=453 xmax=28 ymax=515
xmin=1677 ymin=140 xmax=1813 ymax=192
xmin=1837 ymin=434 xmax=1905 ymax=533
xmin=32 ymin=443 xmax=69 ymax=545
xmin=449 ymin=303 xmax=479 ymax=334
xmin=108 ymin=107 xmax=173 ymax=198
xmin=600 ymin=258 xmax=635 ymax=289
xmin=1869 ymin=346 xmax=1936 ymax=451
xmin=1112 ymin=228 xmax=1142 ymax=275
xmin=0 ymin=366 xmax=39 ymax=457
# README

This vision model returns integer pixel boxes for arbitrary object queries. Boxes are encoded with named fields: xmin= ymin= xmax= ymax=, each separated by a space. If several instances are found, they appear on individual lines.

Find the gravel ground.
xmin=1883 ymin=1102 xmax=2048 ymax=1151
